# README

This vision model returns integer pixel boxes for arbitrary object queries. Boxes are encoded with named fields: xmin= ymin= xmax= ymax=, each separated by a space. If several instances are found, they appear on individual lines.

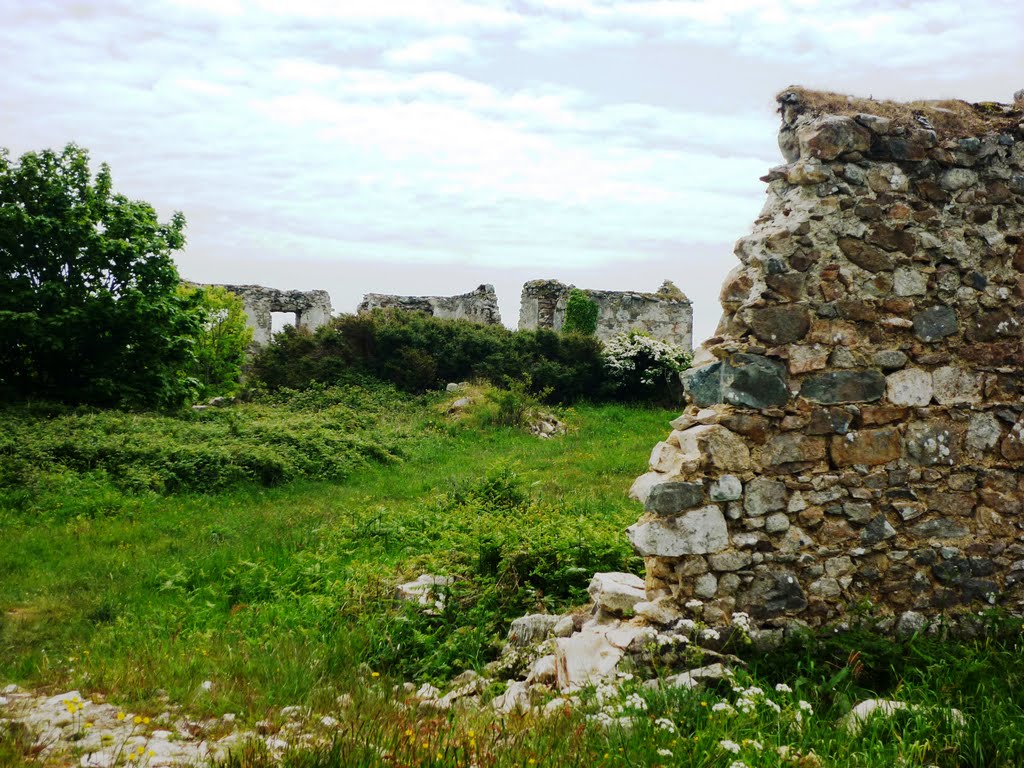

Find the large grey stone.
xmin=709 ymin=475 xmax=743 ymax=502
xmin=740 ymin=572 xmax=807 ymax=618
xmin=801 ymin=371 xmax=886 ymax=404
xmin=745 ymin=306 xmax=811 ymax=345
xmin=910 ymin=519 xmax=969 ymax=540
xmin=588 ymin=572 xmax=647 ymax=616
xmin=931 ymin=366 xmax=982 ymax=405
xmin=893 ymin=267 xmax=928 ymax=296
xmin=861 ymin=515 xmax=897 ymax=546
xmin=645 ymin=482 xmax=704 ymax=515
xmin=682 ymin=363 xmax=722 ymax=407
xmin=872 ymin=349 xmax=909 ymax=370
xmin=507 ymin=614 xmax=561 ymax=646
xmin=720 ymin=353 xmax=790 ymax=409
xmin=886 ymin=368 xmax=933 ymax=406
xmin=744 ymin=477 xmax=788 ymax=516
xmin=627 ymin=506 xmax=730 ymax=557
xmin=797 ymin=115 xmax=871 ymax=160
xmin=913 ymin=306 xmax=958 ymax=342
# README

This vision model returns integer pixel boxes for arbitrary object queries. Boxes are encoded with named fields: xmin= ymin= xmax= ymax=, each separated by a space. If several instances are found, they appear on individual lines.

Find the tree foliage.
xmin=0 ymin=144 xmax=202 ymax=408
xmin=562 ymin=287 xmax=599 ymax=336
xmin=179 ymin=284 xmax=253 ymax=399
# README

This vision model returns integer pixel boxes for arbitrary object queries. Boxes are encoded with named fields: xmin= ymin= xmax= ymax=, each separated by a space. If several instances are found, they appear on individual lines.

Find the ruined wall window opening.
xmin=271 ymin=311 xmax=299 ymax=336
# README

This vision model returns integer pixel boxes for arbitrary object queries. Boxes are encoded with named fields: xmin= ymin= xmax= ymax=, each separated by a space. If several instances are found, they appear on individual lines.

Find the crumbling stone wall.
xmin=201 ymin=284 xmax=333 ymax=346
xmin=518 ymin=279 xmax=693 ymax=350
xmin=629 ymin=88 xmax=1024 ymax=632
xmin=358 ymin=284 xmax=501 ymax=325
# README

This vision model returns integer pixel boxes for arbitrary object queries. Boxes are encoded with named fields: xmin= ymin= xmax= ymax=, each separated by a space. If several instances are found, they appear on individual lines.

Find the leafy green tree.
xmin=179 ymin=284 xmax=253 ymax=399
xmin=562 ymin=287 xmax=599 ymax=336
xmin=0 ymin=143 xmax=202 ymax=408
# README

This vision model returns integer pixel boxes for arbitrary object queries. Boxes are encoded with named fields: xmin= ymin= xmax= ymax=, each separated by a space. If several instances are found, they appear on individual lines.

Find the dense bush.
xmin=249 ymin=309 xmax=612 ymax=403
xmin=0 ymin=384 xmax=417 ymax=506
xmin=603 ymin=329 xmax=691 ymax=405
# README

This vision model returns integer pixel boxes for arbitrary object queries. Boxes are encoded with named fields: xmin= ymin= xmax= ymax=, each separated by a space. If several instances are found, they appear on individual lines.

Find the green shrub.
xmin=562 ymin=287 xmax=599 ymax=336
xmin=602 ymin=329 xmax=691 ymax=405
xmin=249 ymin=309 xmax=612 ymax=403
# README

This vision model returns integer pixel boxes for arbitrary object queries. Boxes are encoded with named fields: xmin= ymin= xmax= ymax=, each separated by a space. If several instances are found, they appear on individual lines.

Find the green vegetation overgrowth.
xmin=3 ymin=385 xmax=1024 ymax=766
xmin=249 ymin=309 xmax=692 ymax=407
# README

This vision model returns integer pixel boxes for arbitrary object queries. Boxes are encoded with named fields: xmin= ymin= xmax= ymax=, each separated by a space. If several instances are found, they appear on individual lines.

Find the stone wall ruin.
xmin=203 ymin=284 xmax=333 ymax=346
xmin=358 ymin=284 xmax=502 ymax=326
xmin=629 ymin=88 xmax=1024 ymax=633
xmin=518 ymin=279 xmax=693 ymax=350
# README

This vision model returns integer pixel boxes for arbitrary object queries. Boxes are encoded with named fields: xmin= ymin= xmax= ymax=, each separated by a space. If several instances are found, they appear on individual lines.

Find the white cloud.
xmin=384 ymin=35 xmax=476 ymax=65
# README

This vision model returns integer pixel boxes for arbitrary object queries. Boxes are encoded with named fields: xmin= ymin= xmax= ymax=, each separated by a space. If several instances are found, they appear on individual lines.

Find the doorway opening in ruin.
xmin=271 ymin=311 xmax=300 ymax=337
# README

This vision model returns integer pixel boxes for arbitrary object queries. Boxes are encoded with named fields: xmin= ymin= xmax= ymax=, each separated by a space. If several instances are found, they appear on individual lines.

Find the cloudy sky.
xmin=3 ymin=0 xmax=1023 ymax=342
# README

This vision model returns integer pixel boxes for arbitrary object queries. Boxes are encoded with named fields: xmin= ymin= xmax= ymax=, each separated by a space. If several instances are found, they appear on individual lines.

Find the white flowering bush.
xmin=602 ymin=330 xmax=690 ymax=404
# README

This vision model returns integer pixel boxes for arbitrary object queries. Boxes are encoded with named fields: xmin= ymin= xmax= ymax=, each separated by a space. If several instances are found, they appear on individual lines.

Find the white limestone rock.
xmin=627 ymin=506 xmax=729 ymax=557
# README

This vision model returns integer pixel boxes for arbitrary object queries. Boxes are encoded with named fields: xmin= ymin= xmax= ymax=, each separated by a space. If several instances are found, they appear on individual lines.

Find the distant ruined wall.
xmin=201 ymin=284 xmax=333 ymax=346
xmin=358 ymin=284 xmax=501 ymax=326
xmin=518 ymin=279 xmax=693 ymax=350
xmin=628 ymin=88 xmax=1024 ymax=633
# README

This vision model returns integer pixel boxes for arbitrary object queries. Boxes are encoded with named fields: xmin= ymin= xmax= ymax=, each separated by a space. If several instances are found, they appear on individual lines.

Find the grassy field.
xmin=3 ymin=385 xmax=1024 ymax=767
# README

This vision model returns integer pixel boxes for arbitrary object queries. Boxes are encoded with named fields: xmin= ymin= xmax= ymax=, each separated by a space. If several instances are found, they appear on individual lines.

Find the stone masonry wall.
xmin=358 ymin=284 xmax=501 ymax=325
xmin=628 ymin=88 xmax=1024 ymax=632
xmin=199 ymin=283 xmax=333 ymax=346
xmin=519 ymin=279 xmax=693 ymax=350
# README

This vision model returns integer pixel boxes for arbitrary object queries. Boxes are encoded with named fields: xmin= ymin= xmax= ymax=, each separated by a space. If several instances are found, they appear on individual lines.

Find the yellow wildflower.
xmin=117 ymin=712 xmax=126 ymax=721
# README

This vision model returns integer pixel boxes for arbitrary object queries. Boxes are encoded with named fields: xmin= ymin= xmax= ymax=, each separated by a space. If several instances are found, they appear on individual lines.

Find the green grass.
xmin=0 ymin=385 xmax=665 ymax=715
xmin=4 ymin=384 xmax=1024 ymax=766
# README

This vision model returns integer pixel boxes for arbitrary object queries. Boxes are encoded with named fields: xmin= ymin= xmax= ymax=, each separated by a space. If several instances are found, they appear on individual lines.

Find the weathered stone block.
xmin=681 ymin=363 xmax=722 ymax=407
xmin=627 ymin=506 xmax=730 ymax=557
xmin=709 ymin=475 xmax=743 ymax=502
xmin=931 ymin=366 xmax=982 ymax=405
xmin=720 ymin=353 xmax=790 ymax=409
xmin=744 ymin=477 xmax=788 ymax=516
xmin=838 ymin=237 xmax=893 ymax=273
xmin=801 ymin=371 xmax=886 ymax=404
xmin=645 ymin=482 xmax=705 ymax=515
xmin=831 ymin=428 xmax=901 ymax=466
xmin=861 ymin=515 xmax=897 ymax=545
xmin=913 ymin=306 xmax=958 ymax=342
xmin=886 ymin=368 xmax=933 ymax=406
xmin=764 ymin=434 xmax=827 ymax=466
xmin=740 ymin=572 xmax=807 ymax=618
xmin=675 ymin=425 xmax=752 ymax=472
xmin=744 ymin=306 xmax=811 ymax=345
xmin=797 ymin=116 xmax=871 ymax=160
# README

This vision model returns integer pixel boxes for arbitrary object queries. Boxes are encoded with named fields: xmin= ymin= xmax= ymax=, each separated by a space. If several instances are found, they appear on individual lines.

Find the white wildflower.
xmin=728 ymin=762 xmax=748 ymax=768
xmin=684 ymin=599 xmax=703 ymax=610
xmin=719 ymin=739 xmax=741 ymax=754
xmin=657 ymin=749 xmax=673 ymax=757
xmin=763 ymin=699 xmax=781 ymax=713
xmin=744 ymin=739 xmax=763 ymax=752
xmin=774 ymin=683 xmax=793 ymax=693
xmin=798 ymin=700 xmax=814 ymax=714
xmin=730 ymin=612 xmax=752 ymax=631
xmin=676 ymin=618 xmax=697 ymax=632
xmin=699 ymin=628 xmax=720 ymax=642
xmin=655 ymin=717 xmax=676 ymax=733
xmin=624 ymin=692 xmax=647 ymax=712
xmin=712 ymin=701 xmax=735 ymax=715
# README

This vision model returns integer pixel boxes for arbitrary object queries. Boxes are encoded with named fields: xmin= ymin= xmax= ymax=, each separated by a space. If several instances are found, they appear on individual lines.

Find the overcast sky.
xmin=3 ymin=0 xmax=1023 ymax=342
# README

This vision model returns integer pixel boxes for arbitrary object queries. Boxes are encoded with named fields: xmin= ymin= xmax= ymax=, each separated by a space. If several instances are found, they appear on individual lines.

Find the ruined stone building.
xmin=358 ymin=284 xmax=502 ymax=326
xmin=196 ymin=284 xmax=333 ymax=346
xmin=629 ymin=88 xmax=1024 ymax=632
xmin=518 ymin=279 xmax=693 ymax=351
